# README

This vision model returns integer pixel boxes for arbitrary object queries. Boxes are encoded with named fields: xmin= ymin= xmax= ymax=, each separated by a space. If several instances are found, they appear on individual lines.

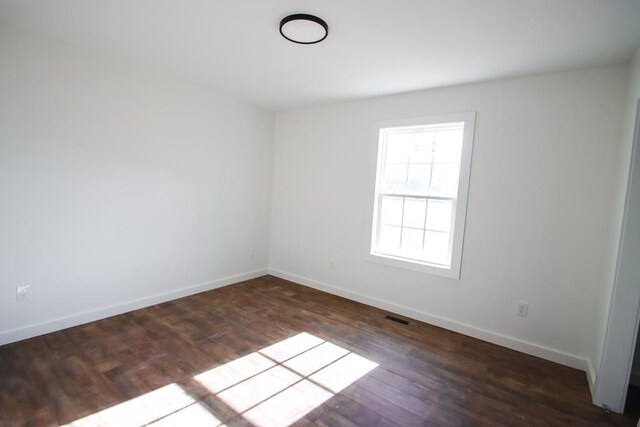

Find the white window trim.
xmin=364 ymin=112 xmax=476 ymax=279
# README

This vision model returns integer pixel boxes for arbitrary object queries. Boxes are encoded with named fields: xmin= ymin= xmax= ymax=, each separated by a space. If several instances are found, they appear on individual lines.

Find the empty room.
xmin=2 ymin=1 xmax=640 ymax=426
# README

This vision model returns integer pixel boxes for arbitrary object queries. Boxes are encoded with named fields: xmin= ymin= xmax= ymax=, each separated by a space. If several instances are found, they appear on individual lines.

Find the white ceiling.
xmin=1 ymin=0 xmax=639 ymax=111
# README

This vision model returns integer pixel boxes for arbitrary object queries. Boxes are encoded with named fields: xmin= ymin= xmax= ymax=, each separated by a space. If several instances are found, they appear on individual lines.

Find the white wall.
xmin=0 ymin=26 xmax=274 ymax=344
xmin=270 ymin=65 xmax=628 ymax=374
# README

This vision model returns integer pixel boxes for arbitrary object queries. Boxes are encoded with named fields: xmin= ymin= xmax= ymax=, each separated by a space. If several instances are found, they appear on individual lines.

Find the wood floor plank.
xmin=0 ymin=275 xmax=634 ymax=426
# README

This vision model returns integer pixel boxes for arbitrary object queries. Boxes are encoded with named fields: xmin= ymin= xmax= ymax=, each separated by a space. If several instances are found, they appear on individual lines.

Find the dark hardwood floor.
xmin=0 ymin=275 xmax=635 ymax=426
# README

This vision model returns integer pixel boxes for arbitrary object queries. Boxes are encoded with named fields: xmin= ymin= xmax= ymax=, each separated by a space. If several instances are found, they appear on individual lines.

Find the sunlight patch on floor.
xmin=194 ymin=352 xmax=276 ymax=394
xmin=61 ymin=332 xmax=377 ymax=427
xmin=194 ymin=332 xmax=378 ymax=427
xmin=259 ymin=332 xmax=325 ymax=363
xmin=61 ymin=383 xmax=199 ymax=427
xmin=283 ymin=341 xmax=350 ymax=377
xmin=309 ymin=352 xmax=379 ymax=393
xmin=216 ymin=365 xmax=301 ymax=413
xmin=243 ymin=379 xmax=333 ymax=427
xmin=148 ymin=402 xmax=224 ymax=426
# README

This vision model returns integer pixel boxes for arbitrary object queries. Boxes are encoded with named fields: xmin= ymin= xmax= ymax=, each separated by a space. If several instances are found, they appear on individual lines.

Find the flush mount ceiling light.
xmin=279 ymin=14 xmax=328 ymax=44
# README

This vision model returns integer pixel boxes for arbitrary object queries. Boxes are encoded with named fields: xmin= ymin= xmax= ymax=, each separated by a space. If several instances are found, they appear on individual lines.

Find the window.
xmin=367 ymin=112 xmax=475 ymax=279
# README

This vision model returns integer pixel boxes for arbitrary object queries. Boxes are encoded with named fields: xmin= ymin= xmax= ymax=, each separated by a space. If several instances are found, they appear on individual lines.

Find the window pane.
xmin=401 ymin=227 xmax=424 ymax=258
xmin=381 ymin=196 xmax=403 ymax=226
xmin=430 ymin=164 xmax=459 ymax=196
xmin=379 ymin=225 xmax=401 ymax=253
xmin=403 ymin=198 xmax=426 ymax=229
xmin=424 ymin=231 xmax=450 ymax=265
xmin=426 ymin=199 xmax=453 ymax=232
xmin=433 ymin=130 xmax=463 ymax=163
xmin=407 ymin=164 xmax=430 ymax=194
xmin=382 ymin=164 xmax=408 ymax=193
xmin=409 ymin=132 xmax=433 ymax=163
xmin=385 ymin=133 xmax=410 ymax=163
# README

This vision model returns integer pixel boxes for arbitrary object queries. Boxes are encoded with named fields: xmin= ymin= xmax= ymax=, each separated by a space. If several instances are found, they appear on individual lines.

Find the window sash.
xmin=373 ymin=193 xmax=456 ymax=267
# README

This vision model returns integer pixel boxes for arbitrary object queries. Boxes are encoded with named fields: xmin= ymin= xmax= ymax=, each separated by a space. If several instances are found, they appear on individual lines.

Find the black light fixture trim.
xmin=279 ymin=14 xmax=329 ymax=45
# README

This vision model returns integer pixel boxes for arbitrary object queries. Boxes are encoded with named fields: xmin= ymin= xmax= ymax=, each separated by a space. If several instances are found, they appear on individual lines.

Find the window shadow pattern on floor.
xmin=61 ymin=332 xmax=378 ymax=427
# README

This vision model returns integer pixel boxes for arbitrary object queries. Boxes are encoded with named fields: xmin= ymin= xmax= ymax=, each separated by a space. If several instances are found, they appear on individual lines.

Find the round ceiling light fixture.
xmin=279 ymin=14 xmax=328 ymax=44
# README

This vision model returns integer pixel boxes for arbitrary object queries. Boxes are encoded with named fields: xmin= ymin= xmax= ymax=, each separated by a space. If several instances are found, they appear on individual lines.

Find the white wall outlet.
xmin=516 ymin=301 xmax=529 ymax=317
xmin=329 ymin=259 xmax=335 ymax=270
xmin=249 ymin=247 xmax=255 ymax=259
xmin=16 ymin=285 xmax=30 ymax=301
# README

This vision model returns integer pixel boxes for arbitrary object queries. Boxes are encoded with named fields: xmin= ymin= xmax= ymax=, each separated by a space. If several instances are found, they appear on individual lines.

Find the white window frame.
xmin=365 ymin=112 xmax=476 ymax=279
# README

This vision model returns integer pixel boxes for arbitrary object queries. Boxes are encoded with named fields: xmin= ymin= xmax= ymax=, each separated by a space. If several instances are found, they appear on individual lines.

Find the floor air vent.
xmin=385 ymin=315 xmax=409 ymax=325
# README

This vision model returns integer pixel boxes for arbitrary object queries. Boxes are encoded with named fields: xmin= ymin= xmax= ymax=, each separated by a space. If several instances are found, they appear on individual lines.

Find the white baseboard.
xmin=269 ymin=269 xmax=592 ymax=373
xmin=0 ymin=268 xmax=269 ymax=346
xmin=3 ymin=267 xmax=595 ymax=389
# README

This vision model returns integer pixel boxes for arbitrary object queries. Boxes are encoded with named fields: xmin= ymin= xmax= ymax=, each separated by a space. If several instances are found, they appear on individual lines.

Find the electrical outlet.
xmin=16 ymin=285 xmax=30 ymax=301
xmin=516 ymin=301 xmax=529 ymax=317
xmin=249 ymin=247 xmax=255 ymax=259
xmin=329 ymin=259 xmax=335 ymax=270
